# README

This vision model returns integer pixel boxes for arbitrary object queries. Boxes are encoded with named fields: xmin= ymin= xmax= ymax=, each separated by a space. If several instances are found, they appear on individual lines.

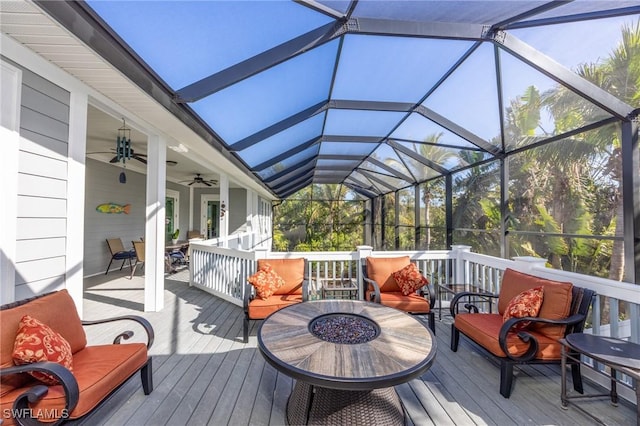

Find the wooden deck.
xmin=77 ymin=269 xmax=637 ymax=425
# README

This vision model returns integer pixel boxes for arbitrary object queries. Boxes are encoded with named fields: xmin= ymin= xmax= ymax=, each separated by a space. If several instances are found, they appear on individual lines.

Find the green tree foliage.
xmin=272 ymin=184 xmax=365 ymax=251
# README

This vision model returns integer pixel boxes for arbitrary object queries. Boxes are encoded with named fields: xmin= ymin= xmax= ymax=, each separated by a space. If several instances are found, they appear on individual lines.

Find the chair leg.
xmin=243 ymin=317 xmax=249 ymax=343
xmin=500 ymin=360 xmax=514 ymax=398
xmin=141 ymin=357 xmax=153 ymax=395
xmin=450 ymin=324 xmax=459 ymax=351
xmin=571 ymin=361 xmax=584 ymax=394
xmin=105 ymin=258 xmax=114 ymax=275
xmin=427 ymin=312 xmax=435 ymax=335
xmin=129 ymin=261 xmax=138 ymax=280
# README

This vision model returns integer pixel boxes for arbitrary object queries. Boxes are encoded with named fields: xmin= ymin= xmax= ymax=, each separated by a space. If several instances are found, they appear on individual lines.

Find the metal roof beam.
xmin=366 ymin=157 xmax=415 ymax=183
xmin=329 ymin=99 xmax=414 ymax=112
xmin=414 ymin=105 xmax=500 ymax=154
xmin=318 ymin=154 xmax=363 ymax=161
xmin=346 ymin=176 xmax=378 ymax=193
xmin=488 ymin=1 xmax=571 ymax=31
xmin=322 ymin=135 xmax=381 ymax=143
xmin=231 ymin=101 xmax=327 ymax=151
xmin=252 ymin=137 xmax=320 ymax=171
xmin=358 ymin=170 xmax=398 ymax=192
xmin=505 ymin=5 xmax=640 ymax=30
xmin=387 ymin=140 xmax=450 ymax=175
xmin=493 ymin=31 xmax=635 ymax=119
xmin=271 ymin=171 xmax=315 ymax=192
xmin=279 ymin=178 xmax=315 ymax=198
xmin=350 ymin=17 xmax=486 ymax=40
xmin=294 ymin=0 xmax=346 ymax=19
xmin=343 ymin=182 xmax=376 ymax=199
xmin=176 ymin=21 xmax=347 ymax=102
xmin=264 ymin=161 xmax=315 ymax=184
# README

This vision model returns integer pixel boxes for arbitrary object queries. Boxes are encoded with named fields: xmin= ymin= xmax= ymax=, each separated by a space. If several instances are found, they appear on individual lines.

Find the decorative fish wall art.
xmin=96 ymin=203 xmax=131 ymax=214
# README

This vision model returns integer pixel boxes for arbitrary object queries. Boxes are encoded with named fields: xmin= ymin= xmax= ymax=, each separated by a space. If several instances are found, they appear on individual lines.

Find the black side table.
xmin=560 ymin=333 xmax=640 ymax=425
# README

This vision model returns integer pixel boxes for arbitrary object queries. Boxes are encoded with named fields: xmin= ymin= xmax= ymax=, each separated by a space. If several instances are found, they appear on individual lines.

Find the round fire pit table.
xmin=258 ymin=300 xmax=436 ymax=425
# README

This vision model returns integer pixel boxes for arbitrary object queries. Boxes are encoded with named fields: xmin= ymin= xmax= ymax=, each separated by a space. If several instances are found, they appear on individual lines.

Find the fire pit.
xmin=309 ymin=313 xmax=379 ymax=344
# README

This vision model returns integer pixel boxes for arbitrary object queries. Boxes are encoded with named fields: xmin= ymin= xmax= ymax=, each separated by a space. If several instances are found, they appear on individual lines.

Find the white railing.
xmin=189 ymin=242 xmax=640 ymax=402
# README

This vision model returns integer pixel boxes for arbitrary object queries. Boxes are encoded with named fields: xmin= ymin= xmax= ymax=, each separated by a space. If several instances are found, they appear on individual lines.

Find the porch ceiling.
xmin=5 ymin=1 xmax=640 ymax=199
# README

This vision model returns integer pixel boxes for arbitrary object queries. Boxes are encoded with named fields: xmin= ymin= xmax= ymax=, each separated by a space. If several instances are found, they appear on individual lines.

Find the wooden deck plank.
xmin=395 ymin=382 xmax=436 ymax=426
xmin=76 ymin=273 xmax=637 ymax=425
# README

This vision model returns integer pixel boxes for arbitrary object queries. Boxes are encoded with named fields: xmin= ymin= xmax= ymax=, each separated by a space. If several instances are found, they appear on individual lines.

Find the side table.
xmin=319 ymin=278 xmax=358 ymax=300
xmin=560 ymin=333 xmax=640 ymax=425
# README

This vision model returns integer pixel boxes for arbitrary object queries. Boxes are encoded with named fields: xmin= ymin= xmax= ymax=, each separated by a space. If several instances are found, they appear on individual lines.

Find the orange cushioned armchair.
xmin=363 ymin=256 xmax=435 ymax=333
xmin=0 ymin=290 xmax=153 ymax=425
xmin=450 ymin=268 xmax=595 ymax=398
xmin=243 ymin=258 xmax=308 ymax=343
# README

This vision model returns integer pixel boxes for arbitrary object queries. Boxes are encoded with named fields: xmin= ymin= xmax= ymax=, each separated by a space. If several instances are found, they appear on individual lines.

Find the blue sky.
xmin=86 ymin=1 xmax=636 ymax=174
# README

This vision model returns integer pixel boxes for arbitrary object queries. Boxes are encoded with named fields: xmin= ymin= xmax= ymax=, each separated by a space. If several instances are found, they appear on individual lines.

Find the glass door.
xmin=201 ymin=194 xmax=220 ymax=239
xmin=166 ymin=189 xmax=180 ymax=241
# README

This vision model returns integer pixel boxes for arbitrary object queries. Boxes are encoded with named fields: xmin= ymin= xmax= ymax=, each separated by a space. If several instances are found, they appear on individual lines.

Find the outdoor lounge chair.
xmin=449 ymin=268 xmax=595 ymax=398
xmin=105 ymin=238 xmax=136 ymax=275
xmin=243 ymin=258 xmax=308 ymax=343
xmin=363 ymin=256 xmax=436 ymax=333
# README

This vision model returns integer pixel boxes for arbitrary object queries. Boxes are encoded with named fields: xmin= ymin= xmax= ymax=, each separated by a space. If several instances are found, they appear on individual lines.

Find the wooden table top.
xmin=258 ymin=300 xmax=436 ymax=390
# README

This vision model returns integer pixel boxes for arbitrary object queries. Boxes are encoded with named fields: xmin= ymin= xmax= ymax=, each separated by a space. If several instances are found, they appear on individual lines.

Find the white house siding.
xmin=14 ymin=64 xmax=70 ymax=300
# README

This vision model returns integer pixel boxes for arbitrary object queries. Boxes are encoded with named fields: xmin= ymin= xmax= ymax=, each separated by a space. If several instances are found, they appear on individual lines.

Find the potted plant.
xmin=171 ymin=229 xmax=180 ymax=245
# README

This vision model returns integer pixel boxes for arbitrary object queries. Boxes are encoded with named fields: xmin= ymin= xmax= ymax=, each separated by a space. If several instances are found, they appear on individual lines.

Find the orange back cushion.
xmin=1 ymin=290 xmax=87 ymax=395
xmin=366 ymin=256 xmax=411 ymax=293
xmin=257 ymin=258 xmax=305 ymax=295
xmin=498 ymin=268 xmax=573 ymax=339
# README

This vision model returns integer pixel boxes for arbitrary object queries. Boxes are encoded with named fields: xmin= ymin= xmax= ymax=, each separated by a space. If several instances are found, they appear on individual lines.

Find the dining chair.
xmin=105 ymin=238 xmax=136 ymax=275
xmin=129 ymin=240 xmax=145 ymax=279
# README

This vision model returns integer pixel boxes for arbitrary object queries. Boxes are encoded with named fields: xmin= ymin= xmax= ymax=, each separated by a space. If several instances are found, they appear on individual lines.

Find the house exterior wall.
xmin=7 ymin=58 xmax=72 ymax=301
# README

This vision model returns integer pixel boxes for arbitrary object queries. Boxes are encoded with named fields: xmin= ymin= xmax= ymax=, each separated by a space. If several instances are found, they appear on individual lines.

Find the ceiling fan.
xmin=181 ymin=173 xmax=218 ymax=187
xmin=87 ymin=147 xmax=177 ymax=166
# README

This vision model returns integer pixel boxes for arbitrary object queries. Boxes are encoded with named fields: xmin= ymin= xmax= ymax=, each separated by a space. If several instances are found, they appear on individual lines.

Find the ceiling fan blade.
xmin=188 ymin=181 xmax=195 ymax=186
xmin=133 ymin=155 xmax=147 ymax=164
xmin=204 ymin=181 xmax=212 ymax=187
xmin=109 ymin=155 xmax=119 ymax=163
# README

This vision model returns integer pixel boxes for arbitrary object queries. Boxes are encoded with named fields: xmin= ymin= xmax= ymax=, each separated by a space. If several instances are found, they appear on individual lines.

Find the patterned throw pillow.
xmin=12 ymin=315 xmax=74 ymax=385
xmin=248 ymin=262 xmax=285 ymax=300
xmin=392 ymin=263 xmax=429 ymax=296
xmin=503 ymin=286 xmax=544 ymax=330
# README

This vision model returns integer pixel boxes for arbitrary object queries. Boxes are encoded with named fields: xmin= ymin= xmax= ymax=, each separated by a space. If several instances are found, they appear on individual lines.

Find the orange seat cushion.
xmin=0 ymin=343 xmax=148 ymax=424
xmin=498 ymin=269 xmax=573 ymax=340
xmin=455 ymin=313 xmax=562 ymax=359
xmin=248 ymin=295 xmax=304 ymax=319
xmin=378 ymin=292 xmax=430 ymax=314
xmin=257 ymin=258 xmax=305 ymax=295
xmin=366 ymin=256 xmax=410 ymax=293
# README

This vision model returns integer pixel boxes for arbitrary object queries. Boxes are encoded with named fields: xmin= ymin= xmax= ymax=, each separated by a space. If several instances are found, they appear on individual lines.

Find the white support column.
xmin=219 ymin=173 xmax=229 ymax=247
xmin=66 ymin=91 xmax=88 ymax=316
xmin=356 ymin=245 xmax=373 ymax=300
xmin=189 ymin=186 xmax=194 ymax=232
xmin=144 ymin=134 xmax=166 ymax=312
xmin=0 ymin=61 xmax=21 ymax=304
